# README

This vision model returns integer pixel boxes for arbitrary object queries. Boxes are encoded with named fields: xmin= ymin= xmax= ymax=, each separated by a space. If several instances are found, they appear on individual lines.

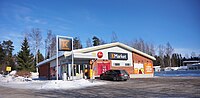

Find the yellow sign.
xmin=6 ymin=66 xmax=11 ymax=71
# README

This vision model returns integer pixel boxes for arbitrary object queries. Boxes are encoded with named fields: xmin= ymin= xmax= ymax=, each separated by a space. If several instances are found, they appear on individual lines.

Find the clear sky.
xmin=0 ymin=0 xmax=200 ymax=56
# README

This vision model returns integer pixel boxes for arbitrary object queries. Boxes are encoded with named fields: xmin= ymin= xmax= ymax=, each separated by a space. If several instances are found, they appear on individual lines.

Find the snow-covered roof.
xmin=37 ymin=42 xmax=156 ymax=67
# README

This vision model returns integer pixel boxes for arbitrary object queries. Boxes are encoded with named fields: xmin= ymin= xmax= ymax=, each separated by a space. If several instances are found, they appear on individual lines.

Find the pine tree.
xmin=0 ymin=40 xmax=15 ymax=72
xmin=34 ymin=50 xmax=44 ymax=71
xmin=73 ymin=37 xmax=83 ymax=49
xmin=111 ymin=32 xmax=119 ymax=43
xmin=17 ymin=37 xmax=35 ymax=71
xmin=37 ymin=50 xmax=44 ymax=63
xmin=0 ymin=43 xmax=4 ymax=72
xmin=92 ymin=36 xmax=100 ymax=46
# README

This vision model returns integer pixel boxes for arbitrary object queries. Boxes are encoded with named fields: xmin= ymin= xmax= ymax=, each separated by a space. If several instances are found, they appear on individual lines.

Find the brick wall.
xmin=38 ymin=63 xmax=50 ymax=79
xmin=111 ymin=66 xmax=134 ymax=74
xmin=92 ymin=52 xmax=154 ymax=76
xmin=132 ymin=52 xmax=153 ymax=66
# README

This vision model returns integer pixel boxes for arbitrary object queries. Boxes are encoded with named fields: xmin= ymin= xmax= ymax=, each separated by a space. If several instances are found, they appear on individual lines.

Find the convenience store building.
xmin=37 ymin=42 xmax=156 ymax=80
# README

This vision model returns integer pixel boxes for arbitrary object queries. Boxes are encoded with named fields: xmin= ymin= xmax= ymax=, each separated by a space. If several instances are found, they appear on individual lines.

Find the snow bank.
xmin=9 ymin=70 xmax=17 ymax=75
xmin=40 ymin=79 xmax=104 ymax=90
xmin=30 ymin=72 xmax=39 ymax=79
xmin=0 ymin=72 xmax=106 ymax=90
xmin=0 ymin=72 xmax=32 ymax=82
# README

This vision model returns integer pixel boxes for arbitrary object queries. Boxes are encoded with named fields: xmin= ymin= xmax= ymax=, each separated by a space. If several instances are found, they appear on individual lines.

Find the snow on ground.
xmin=0 ymin=71 xmax=106 ymax=90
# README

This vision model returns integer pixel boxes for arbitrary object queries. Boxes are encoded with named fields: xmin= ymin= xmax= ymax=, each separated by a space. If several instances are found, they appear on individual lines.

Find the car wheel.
xmin=113 ymin=77 xmax=117 ymax=81
xmin=100 ymin=76 xmax=103 ymax=80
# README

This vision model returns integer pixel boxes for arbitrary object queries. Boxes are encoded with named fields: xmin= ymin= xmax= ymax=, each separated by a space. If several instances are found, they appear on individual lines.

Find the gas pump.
xmin=89 ymin=59 xmax=96 ymax=80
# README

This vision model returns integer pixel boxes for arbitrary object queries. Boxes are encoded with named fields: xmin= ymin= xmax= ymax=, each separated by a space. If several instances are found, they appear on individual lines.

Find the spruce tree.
xmin=92 ymin=36 xmax=100 ymax=46
xmin=37 ymin=50 xmax=44 ymax=63
xmin=73 ymin=37 xmax=83 ymax=49
xmin=17 ymin=37 xmax=35 ymax=71
xmin=0 ymin=40 xmax=15 ymax=72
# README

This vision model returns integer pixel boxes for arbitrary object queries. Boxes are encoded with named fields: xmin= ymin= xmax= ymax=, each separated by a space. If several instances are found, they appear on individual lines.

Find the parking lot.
xmin=0 ymin=77 xmax=200 ymax=98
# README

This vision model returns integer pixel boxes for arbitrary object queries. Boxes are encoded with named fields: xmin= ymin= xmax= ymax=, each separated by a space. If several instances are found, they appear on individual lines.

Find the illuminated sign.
xmin=58 ymin=37 xmax=72 ymax=51
xmin=108 ymin=52 xmax=128 ymax=60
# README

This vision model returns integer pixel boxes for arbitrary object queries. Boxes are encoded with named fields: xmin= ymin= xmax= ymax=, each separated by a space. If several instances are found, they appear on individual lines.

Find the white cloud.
xmin=24 ymin=16 xmax=47 ymax=24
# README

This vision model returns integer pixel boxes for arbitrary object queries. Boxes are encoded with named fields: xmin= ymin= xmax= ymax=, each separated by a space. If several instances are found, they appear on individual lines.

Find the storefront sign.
xmin=108 ymin=52 xmax=128 ymax=60
xmin=97 ymin=51 xmax=103 ymax=58
xmin=144 ymin=63 xmax=153 ymax=74
xmin=58 ymin=37 xmax=72 ymax=51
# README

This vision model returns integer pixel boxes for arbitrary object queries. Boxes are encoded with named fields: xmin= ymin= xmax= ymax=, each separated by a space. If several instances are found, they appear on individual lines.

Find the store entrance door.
xmin=97 ymin=62 xmax=110 ymax=75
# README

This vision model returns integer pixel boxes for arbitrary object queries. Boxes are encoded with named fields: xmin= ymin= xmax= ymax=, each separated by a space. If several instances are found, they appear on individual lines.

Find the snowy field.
xmin=0 ymin=71 xmax=106 ymax=90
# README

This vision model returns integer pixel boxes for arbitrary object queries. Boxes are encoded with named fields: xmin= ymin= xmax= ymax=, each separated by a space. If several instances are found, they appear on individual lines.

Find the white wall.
xmin=84 ymin=46 xmax=133 ymax=66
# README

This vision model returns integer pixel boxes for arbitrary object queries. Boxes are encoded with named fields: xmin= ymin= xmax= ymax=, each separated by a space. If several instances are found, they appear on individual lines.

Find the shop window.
xmin=125 ymin=63 xmax=130 ymax=66
xmin=114 ymin=63 xmax=120 ymax=66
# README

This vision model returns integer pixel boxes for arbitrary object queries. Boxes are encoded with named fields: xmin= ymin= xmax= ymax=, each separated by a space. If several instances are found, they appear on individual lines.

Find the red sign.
xmin=97 ymin=51 xmax=103 ymax=58
xmin=97 ymin=63 xmax=110 ymax=75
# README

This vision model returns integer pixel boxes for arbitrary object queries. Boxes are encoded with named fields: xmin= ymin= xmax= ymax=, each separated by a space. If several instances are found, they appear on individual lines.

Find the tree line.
xmin=0 ymin=29 xmax=119 ymax=73
xmin=0 ymin=28 xmax=199 ymax=73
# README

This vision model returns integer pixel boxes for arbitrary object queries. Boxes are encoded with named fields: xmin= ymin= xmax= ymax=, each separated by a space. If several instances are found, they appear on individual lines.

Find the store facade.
xmin=37 ymin=42 xmax=156 ymax=80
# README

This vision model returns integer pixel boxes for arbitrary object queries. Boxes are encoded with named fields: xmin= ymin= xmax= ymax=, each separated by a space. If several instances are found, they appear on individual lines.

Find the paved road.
xmin=0 ymin=77 xmax=200 ymax=98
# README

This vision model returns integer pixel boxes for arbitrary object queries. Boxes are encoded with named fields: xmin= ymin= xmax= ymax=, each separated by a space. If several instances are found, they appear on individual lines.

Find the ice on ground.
xmin=0 ymin=72 xmax=106 ymax=90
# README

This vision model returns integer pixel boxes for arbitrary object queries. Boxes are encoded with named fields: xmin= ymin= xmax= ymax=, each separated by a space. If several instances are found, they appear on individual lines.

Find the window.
xmin=125 ymin=63 xmax=130 ymax=66
xmin=114 ymin=63 xmax=120 ymax=66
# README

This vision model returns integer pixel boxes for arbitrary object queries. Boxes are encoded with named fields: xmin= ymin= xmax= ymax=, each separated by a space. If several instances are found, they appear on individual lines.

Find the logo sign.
xmin=6 ymin=66 xmax=11 ymax=71
xmin=97 ymin=51 xmax=103 ymax=58
xmin=58 ymin=37 xmax=72 ymax=51
xmin=108 ymin=52 xmax=128 ymax=60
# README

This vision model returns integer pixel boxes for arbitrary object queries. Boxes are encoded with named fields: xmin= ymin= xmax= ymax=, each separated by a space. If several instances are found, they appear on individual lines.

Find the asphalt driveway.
xmin=0 ymin=77 xmax=200 ymax=98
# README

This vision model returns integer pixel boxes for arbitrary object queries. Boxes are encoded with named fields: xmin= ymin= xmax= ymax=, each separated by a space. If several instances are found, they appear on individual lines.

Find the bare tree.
xmin=100 ymin=38 xmax=107 ymax=45
xmin=86 ymin=38 xmax=92 ymax=47
xmin=149 ymin=44 xmax=155 ymax=56
xmin=131 ymin=38 xmax=145 ymax=53
xmin=132 ymin=39 xmax=139 ymax=50
xmin=165 ymin=42 xmax=174 ymax=67
xmin=191 ymin=52 xmax=196 ymax=57
xmin=27 ymin=28 xmax=43 ymax=65
xmin=165 ymin=42 xmax=174 ymax=57
xmin=139 ymin=38 xmax=145 ymax=53
xmin=185 ymin=53 xmax=189 ymax=59
xmin=158 ymin=45 xmax=165 ymax=58
xmin=111 ymin=32 xmax=119 ymax=43
xmin=129 ymin=39 xmax=141 ymax=51
xmin=145 ymin=43 xmax=150 ymax=55
xmin=127 ymin=38 xmax=155 ymax=56
xmin=158 ymin=44 xmax=165 ymax=68
xmin=45 ymin=30 xmax=56 ymax=58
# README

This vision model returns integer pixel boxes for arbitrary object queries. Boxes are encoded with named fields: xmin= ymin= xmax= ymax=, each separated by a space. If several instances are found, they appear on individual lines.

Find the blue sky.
xmin=0 ymin=0 xmax=200 ymax=56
